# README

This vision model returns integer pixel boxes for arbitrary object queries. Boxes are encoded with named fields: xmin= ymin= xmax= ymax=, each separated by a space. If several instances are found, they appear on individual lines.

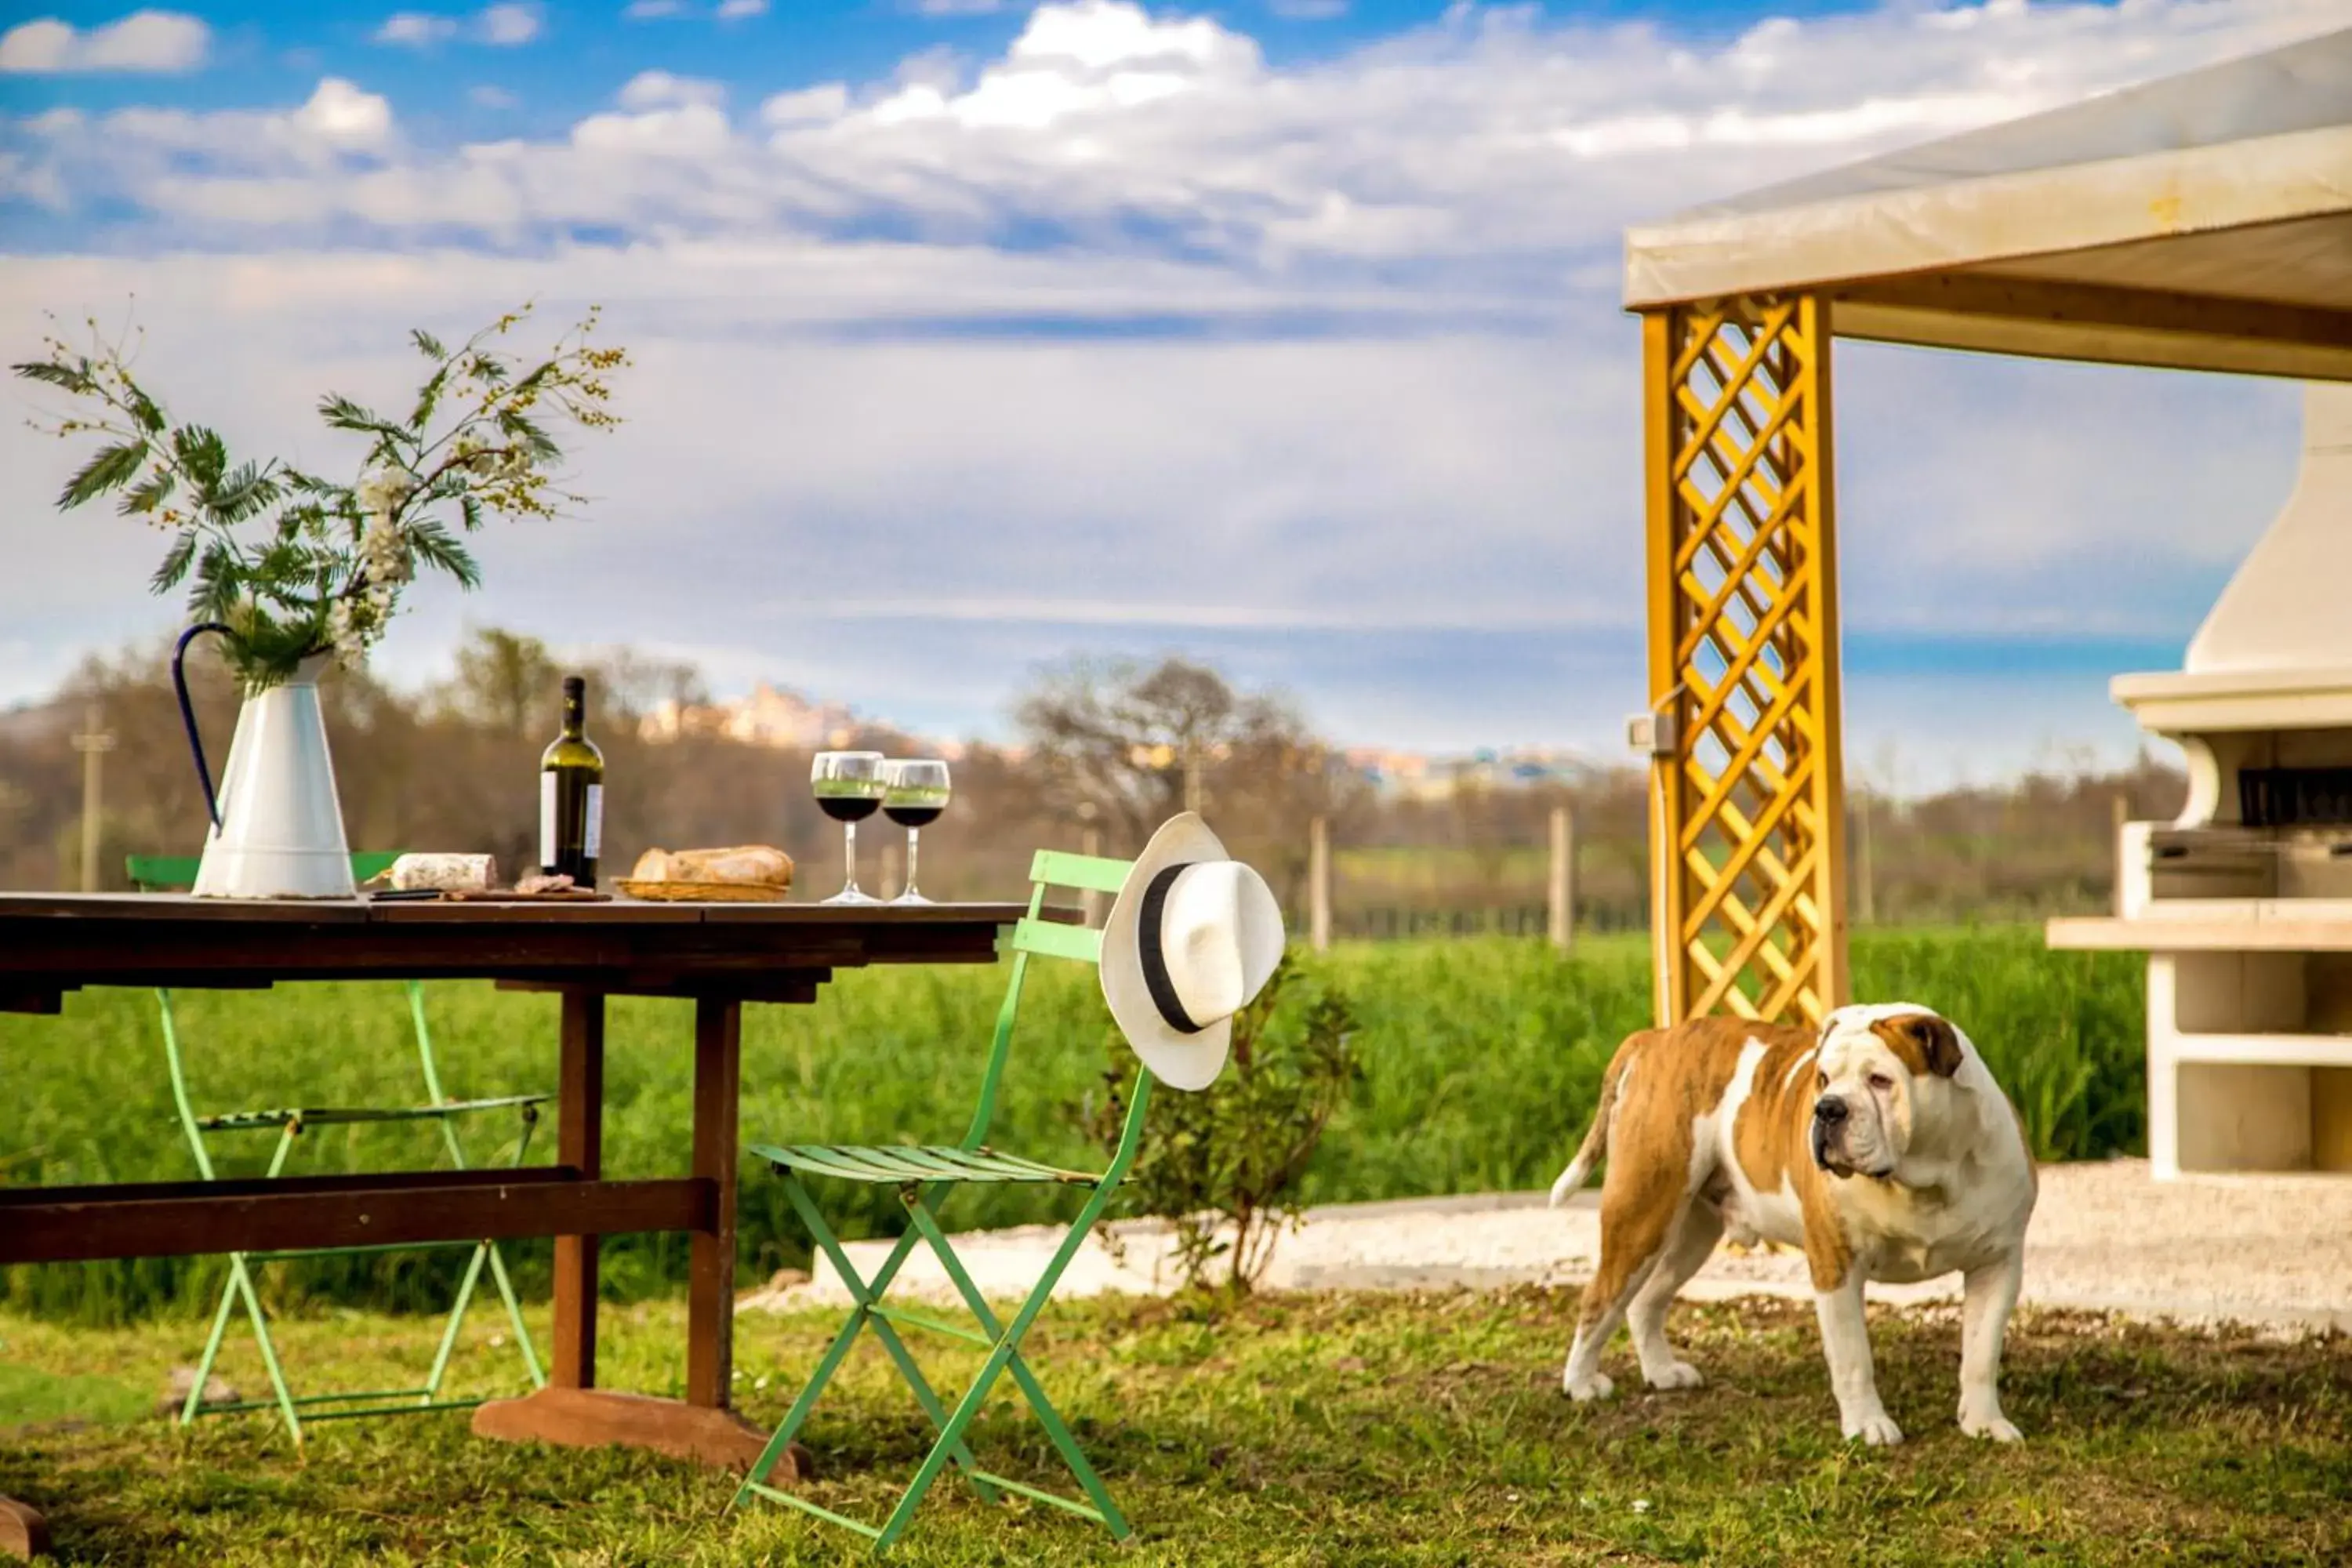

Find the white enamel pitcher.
xmin=174 ymin=624 xmax=357 ymax=899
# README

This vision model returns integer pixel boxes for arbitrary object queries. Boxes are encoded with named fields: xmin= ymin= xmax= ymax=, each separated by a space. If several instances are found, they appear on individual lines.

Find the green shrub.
xmin=1080 ymin=951 xmax=1360 ymax=1295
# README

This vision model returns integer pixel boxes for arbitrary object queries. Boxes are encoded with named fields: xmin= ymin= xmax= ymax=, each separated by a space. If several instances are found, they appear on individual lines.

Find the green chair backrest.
xmin=962 ymin=849 xmax=1134 ymax=1154
xmin=126 ymin=851 xmax=404 ymax=892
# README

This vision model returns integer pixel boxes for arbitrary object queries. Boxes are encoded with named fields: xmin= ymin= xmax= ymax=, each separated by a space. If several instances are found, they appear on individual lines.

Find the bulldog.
xmin=1547 ymin=1003 xmax=2037 ymax=1446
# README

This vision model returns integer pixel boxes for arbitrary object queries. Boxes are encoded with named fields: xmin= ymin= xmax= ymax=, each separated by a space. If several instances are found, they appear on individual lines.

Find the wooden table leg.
xmin=552 ymin=989 xmax=604 ymax=1390
xmin=0 ymin=1495 xmax=50 ymax=1559
xmin=688 ymin=996 xmax=741 ymax=1410
xmin=474 ymin=990 xmax=781 ymax=1474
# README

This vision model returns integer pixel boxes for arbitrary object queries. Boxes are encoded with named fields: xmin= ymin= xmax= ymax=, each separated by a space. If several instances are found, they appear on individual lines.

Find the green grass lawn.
xmin=1 ymin=929 xmax=2146 ymax=1323
xmin=2 ymin=1291 xmax=2345 ymax=1565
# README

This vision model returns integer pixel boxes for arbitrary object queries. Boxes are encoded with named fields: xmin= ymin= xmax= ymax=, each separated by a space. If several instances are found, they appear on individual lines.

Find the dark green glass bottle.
xmin=539 ymin=675 xmax=605 ymax=887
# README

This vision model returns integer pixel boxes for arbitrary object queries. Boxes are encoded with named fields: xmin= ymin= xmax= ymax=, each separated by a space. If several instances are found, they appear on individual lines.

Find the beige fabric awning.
xmin=1622 ymin=27 xmax=2352 ymax=380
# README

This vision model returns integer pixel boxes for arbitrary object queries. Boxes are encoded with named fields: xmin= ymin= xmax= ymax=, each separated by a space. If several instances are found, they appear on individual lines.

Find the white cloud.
xmin=760 ymin=83 xmax=848 ymax=126
xmin=374 ymin=13 xmax=459 ymax=47
xmin=478 ymin=3 xmax=541 ymax=45
xmin=373 ymin=5 xmax=540 ymax=49
xmin=0 ymin=9 xmax=208 ymax=74
xmin=31 ymin=0 xmax=2338 ymax=273
xmin=470 ymin=84 xmax=518 ymax=109
xmin=909 ymin=1 xmax=1011 ymax=13
xmin=291 ymin=78 xmax=396 ymax=147
xmin=617 ymin=70 xmax=727 ymax=111
xmin=572 ymin=102 xmax=732 ymax=154
xmin=624 ymin=0 xmax=689 ymax=17
xmin=717 ymin=0 xmax=768 ymax=18
xmin=1271 ymin=0 xmax=1347 ymax=18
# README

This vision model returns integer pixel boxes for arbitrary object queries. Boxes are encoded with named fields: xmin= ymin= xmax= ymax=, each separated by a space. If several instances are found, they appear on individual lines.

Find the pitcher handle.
xmin=172 ymin=622 xmax=235 ymax=830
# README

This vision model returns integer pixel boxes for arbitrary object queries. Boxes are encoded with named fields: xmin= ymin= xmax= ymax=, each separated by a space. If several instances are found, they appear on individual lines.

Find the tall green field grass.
xmin=1 ymin=928 xmax=2143 ymax=1323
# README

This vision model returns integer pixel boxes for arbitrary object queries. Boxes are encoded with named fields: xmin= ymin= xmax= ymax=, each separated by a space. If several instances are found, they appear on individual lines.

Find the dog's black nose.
xmin=1813 ymin=1096 xmax=1849 ymax=1127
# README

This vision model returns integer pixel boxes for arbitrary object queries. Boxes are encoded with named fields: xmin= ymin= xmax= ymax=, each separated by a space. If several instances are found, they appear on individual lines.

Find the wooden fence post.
xmin=1081 ymin=825 xmax=1104 ymax=926
xmin=1548 ymin=804 xmax=1574 ymax=951
xmin=1854 ymin=789 xmax=1875 ymax=927
xmin=1309 ymin=815 xmax=1331 ymax=953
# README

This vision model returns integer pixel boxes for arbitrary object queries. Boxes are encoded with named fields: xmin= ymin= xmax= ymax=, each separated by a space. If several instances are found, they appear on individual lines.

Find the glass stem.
xmin=905 ymin=826 xmax=920 ymax=900
xmin=844 ymin=818 xmax=858 ymax=897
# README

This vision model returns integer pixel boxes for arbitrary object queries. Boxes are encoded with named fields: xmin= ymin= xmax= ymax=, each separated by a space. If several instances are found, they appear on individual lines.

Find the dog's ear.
xmin=1909 ymin=1015 xmax=1964 ymax=1077
xmin=1873 ymin=1013 xmax=1965 ymax=1077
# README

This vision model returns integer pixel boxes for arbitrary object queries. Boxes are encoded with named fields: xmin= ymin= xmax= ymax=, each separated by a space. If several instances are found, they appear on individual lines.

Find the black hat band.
xmin=1138 ymin=861 xmax=1204 ymax=1036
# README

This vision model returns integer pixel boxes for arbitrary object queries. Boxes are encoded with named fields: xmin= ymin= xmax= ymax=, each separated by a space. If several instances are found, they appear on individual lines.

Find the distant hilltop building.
xmin=1345 ymin=745 xmax=1594 ymax=800
xmin=641 ymin=683 xmax=862 ymax=750
xmin=638 ymin=683 xmax=995 ymax=760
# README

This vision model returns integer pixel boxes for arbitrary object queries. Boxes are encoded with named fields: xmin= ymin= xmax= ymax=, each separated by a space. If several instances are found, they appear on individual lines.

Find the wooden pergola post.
xmin=1640 ymin=294 xmax=1849 ymax=1028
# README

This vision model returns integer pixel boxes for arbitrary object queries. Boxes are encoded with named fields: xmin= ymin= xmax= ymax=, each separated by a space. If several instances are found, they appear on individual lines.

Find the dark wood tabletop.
xmin=0 ymin=893 xmax=1047 ymax=1012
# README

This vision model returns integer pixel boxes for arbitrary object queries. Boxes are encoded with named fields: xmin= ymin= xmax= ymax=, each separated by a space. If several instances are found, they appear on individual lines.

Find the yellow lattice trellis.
xmin=1641 ymin=296 xmax=1848 ymax=1029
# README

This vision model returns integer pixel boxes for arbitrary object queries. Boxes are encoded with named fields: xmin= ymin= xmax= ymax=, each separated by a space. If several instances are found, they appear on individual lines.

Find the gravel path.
xmin=743 ymin=1159 xmax=2352 ymax=1332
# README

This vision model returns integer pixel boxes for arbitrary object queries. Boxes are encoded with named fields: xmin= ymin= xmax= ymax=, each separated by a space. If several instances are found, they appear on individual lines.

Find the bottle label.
xmin=540 ymin=771 xmax=558 ymax=869
xmin=584 ymin=783 xmax=604 ymax=858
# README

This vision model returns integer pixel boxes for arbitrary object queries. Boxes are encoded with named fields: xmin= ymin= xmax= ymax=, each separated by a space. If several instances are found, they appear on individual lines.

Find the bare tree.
xmin=434 ymin=626 xmax=560 ymax=737
xmin=1013 ymin=655 xmax=1370 ymax=914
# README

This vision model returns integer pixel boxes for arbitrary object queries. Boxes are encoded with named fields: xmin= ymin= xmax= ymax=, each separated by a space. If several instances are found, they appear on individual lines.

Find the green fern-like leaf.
xmin=129 ymin=388 xmax=166 ymax=435
xmin=208 ymin=460 xmax=284 ymax=526
xmin=172 ymin=426 xmax=228 ymax=488
xmin=11 ymin=358 xmax=96 ymax=396
xmin=149 ymin=529 xmax=199 ymax=593
xmin=408 ymin=365 xmax=452 ymax=432
xmin=57 ymin=441 xmax=147 ymax=509
xmin=120 ymin=470 xmax=176 ymax=517
xmin=411 ymin=328 xmax=447 ymax=361
xmin=189 ymin=539 xmax=245 ymax=623
xmin=404 ymin=517 xmax=481 ymax=589
xmin=318 ymin=394 xmax=408 ymax=443
xmin=459 ymin=492 xmax=483 ymax=532
xmin=497 ymin=411 xmax=563 ymax=461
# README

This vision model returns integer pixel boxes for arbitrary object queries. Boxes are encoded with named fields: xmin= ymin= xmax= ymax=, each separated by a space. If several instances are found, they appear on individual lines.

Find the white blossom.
xmin=360 ymin=515 xmax=413 ymax=589
xmin=354 ymin=465 xmax=419 ymax=517
xmin=325 ymin=600 xmax=368 ymax=670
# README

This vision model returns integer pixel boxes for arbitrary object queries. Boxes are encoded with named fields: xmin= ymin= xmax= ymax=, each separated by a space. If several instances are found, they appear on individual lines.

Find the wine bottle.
xmin=540 ymin=675 xmax=605 ymax=888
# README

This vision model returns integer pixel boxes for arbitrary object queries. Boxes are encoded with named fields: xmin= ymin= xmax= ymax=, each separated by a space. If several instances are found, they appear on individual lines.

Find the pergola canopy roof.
xmin=1623 ymin=27 xmax=2352 ymax=380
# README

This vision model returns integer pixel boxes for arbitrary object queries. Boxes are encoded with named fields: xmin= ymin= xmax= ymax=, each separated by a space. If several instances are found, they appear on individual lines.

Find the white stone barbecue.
xmin=2051 ymin=384 xmax=2352 ymax=1178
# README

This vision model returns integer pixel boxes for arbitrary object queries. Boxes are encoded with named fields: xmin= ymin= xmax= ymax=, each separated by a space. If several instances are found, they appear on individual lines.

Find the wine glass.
xmin=811 ymin=751 xmax=886 ymax=905
xmin=881 ymin=759 xmax=952 ymax=905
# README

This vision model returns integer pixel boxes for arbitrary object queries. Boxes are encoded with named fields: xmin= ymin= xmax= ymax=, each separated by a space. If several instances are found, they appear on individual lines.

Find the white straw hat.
xmin=1098 ymin=813 xmax=1287 ymax=1091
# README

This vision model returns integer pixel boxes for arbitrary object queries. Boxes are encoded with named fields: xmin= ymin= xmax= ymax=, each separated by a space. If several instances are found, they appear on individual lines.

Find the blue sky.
xmin=0 ymin=0 xmax=2336 ymax=786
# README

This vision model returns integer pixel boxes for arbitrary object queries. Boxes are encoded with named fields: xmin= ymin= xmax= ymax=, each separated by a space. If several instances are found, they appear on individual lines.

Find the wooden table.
xmin=0 ymin=891 xmax=1044 ymax=1559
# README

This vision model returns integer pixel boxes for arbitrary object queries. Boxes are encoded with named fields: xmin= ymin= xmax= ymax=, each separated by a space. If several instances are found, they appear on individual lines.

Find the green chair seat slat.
xmin=125 ymin=851 xmax=403 ymax=891
xmin=750 ymin=1142 xmax=1100 ymax=1186
xmin=1026 ymin=849 xmax=1131 ymax=894
xmin=1010 ymin=919 xmax=1103 ymax=964
xmin=198 ymin=1092 xmax=550 ymax=1131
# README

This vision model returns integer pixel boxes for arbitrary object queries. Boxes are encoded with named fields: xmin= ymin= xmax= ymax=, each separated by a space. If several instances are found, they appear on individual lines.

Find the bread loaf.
xmin=629 ymin=845 xmax=793 ymax=887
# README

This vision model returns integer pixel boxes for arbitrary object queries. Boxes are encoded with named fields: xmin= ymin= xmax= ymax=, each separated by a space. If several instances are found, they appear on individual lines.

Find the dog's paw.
xmin=1643 ymin=1360 xmax=1704 ymax=1392
xmin=1563 ymin=1369 xmax=1615 ymax=1403
xmin=1842 ymin=1410 xmax=1904 ymax=1447
xmin=1960 ymin=1409 xmax=2024 ymax=1443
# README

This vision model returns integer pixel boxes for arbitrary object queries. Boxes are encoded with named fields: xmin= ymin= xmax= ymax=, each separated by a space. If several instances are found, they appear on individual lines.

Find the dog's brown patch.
xmin=1704 ymin=1022 xmax=1857 ymax=1291
xmin=1872 ymin=1013 xmax=1963 ymax=1078
xmin=1582 ymin=1017 xmax=1806 ymax=1324
xmin=1729 ymin=1024 xmax=1820 ymax=1203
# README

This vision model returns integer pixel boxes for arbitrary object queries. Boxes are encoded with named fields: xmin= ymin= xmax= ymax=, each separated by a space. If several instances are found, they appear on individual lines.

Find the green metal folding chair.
xmin=732 ymin=848 xmax=1173 ymax=1553
xmin=128 ymin=852 xmax=550 ymax=1443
